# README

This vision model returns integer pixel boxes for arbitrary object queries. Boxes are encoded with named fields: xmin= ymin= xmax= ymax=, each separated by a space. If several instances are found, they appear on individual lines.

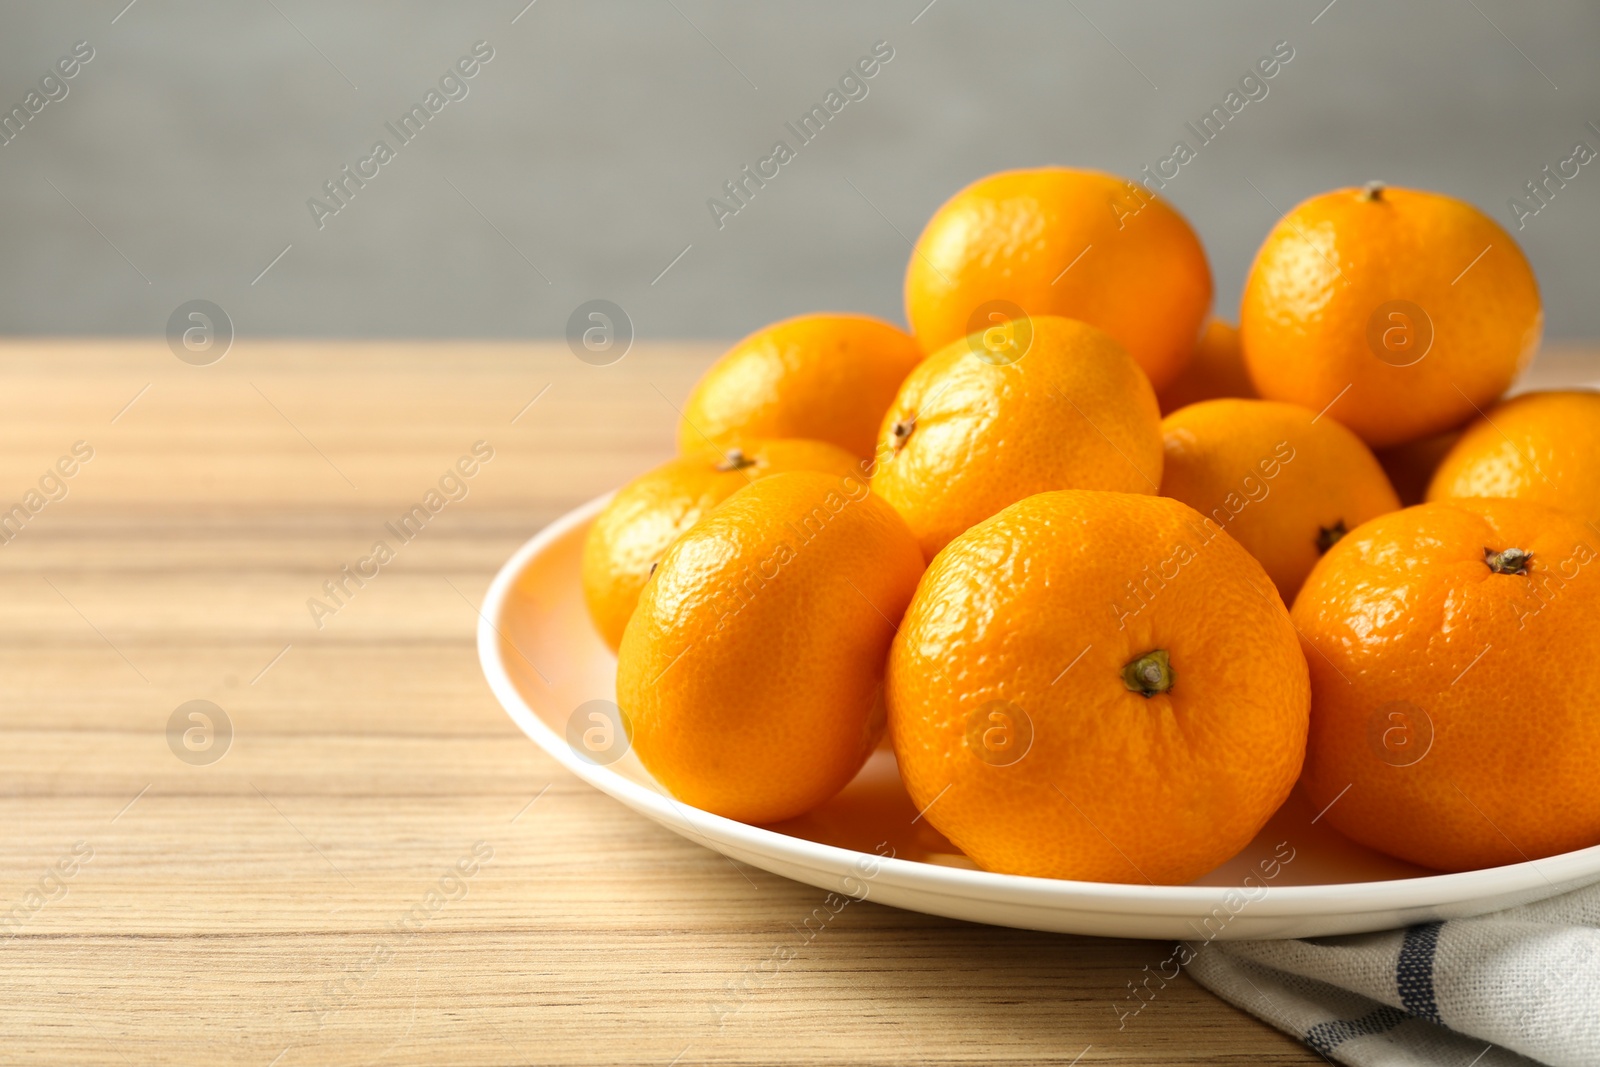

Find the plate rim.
xmin=477 ymin=491 xmax=1600 ymax=921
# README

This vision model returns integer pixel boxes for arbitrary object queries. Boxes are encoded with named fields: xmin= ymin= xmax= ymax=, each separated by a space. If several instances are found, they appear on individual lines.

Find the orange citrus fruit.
xmin=870 ymin=315 xmax=1162 ymax=560
xmin=1240 ymin=182 xmax=1542 ymax=449
xmin=1295 ymin=498 xmax=1600 ymax=871
xmin=617 ymin=471 xmax=923 ymax=823
xmin=581 ymin=439 xmax=860 ymax=652
xmin=1427 ymin=389 xmax=1600 ymax=528
xmin=888 ymin=490 xmax=1309 ymax=884
xmin=1156 ymin=319 xmax=1255 ymax=415
xmin=678 ymin=313 xmax=924 ymax=460
xmin=1159 ymin=399 xmax=1400 ymax=602
xmin=905 ymin=168 xmax=1212 ymax=391
xmin=1378 ymin=429 xmax=1463 ymax=507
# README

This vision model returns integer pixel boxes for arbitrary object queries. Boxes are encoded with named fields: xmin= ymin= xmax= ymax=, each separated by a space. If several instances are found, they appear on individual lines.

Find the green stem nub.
xmin=1484 ymin=547 xmax=1532 ymax=575
xmin=1316 ymin=520 xmax=1348 ymax=554
xmin=716 ymin=448 xmax=757 ymax=472
xmin=1123 ymin=650 xmax=1175 ymax=698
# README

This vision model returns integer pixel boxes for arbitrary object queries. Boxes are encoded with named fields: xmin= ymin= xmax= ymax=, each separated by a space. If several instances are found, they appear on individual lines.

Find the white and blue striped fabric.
xmin=1184 ymin=882 xmax=1600 ymax=1066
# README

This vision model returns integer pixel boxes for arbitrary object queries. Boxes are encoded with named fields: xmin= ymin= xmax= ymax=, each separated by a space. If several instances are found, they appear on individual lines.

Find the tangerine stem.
xmin=1122 ymin=650 xmax=1174 ymax=698
xmin=1316 ymin=520 xmax=1347 ymax=554
xmin=1484 ymin=547 xmax=1532 ymax=575
xmin=890 ymin=416 xmax=916 ymax=453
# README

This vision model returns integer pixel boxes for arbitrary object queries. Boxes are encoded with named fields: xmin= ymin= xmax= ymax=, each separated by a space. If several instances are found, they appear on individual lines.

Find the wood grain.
xmin=17 ymin=338 xmax=1588 ymax=1065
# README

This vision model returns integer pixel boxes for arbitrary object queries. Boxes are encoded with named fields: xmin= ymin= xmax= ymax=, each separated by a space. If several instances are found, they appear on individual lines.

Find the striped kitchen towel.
xmin=1184 ymin=881 xmax=1600 ymax=1066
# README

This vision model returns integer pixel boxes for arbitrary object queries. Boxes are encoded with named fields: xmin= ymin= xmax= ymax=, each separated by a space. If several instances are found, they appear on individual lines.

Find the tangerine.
xmin=1240 ymin=183 xmax=1541 ymax=448
xmin=871 ymin=315 xmax=1162 ymax=560
xmin=1159 ymin=399 xmax=1400 ymax=601
xmin=1295 ymin=498 xmax=1600 ymax=870
xmin=1428 ymin=389 xmax=1600 ymax=529
xmin=1157 ymin=319 xmax=1255 ymax=415
xmin=888 ymin=490 xmax=1309 ymax=884
xmin=905 ymin=168 xmax=1212 ymax=391
xmin=617 ymin=471 xmax=923 ymax=823
xmin=678 ymin=313 xmax=923 ymax=460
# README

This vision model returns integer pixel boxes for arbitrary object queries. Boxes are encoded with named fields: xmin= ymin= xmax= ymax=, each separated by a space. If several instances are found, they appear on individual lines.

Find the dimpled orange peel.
xmin=617 ymin=471 xmax=924 ymax=824
xmin=582 ymin=438 xmax=861 ymax=651
xmin=1159 ymin=398 xmax=1400 ymax=601
xmin=1427 ymin=389 xmax=1600 ymax=528
xmin=870 ymin=315 xmax=1163 ymax=560
xmin=888 ymin=490 xmax=1309 ymax=884
xmin=678 ymin=313 xmax=925 ymax=460
xmin=1240 ymin=182 xmax=1541 ymax=449
xmin=1295 ymin=498 xmax=1600 ymax=871
xmin=905 ymin=167 xmax=1213 ymax=391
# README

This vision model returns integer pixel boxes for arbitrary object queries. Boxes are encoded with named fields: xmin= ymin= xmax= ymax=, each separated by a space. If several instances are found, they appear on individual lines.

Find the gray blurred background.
xmin=1 ymin=0 xmax=1596 ymax=341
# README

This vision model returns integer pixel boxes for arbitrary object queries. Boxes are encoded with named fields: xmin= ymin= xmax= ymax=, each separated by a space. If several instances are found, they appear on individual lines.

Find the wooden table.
xmin=2 ymin=340 xmax=1589 ymax=1066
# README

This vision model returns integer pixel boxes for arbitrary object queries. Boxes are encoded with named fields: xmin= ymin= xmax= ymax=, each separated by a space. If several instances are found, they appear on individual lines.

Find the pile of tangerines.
xmin=582 ymin=168 xmax=1600 ymax=884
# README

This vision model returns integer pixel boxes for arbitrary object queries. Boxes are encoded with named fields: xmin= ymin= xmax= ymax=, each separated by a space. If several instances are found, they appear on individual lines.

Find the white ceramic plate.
xmin=477 ymin=494 xmax=1600 ymax=940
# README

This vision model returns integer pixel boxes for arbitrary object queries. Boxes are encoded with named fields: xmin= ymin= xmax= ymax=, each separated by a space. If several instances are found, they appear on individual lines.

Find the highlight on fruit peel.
xmin=1294 ymin=497 xmax=1600 ymax=872
xmin=887 ymin=490 xmax=1309 ymax=885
